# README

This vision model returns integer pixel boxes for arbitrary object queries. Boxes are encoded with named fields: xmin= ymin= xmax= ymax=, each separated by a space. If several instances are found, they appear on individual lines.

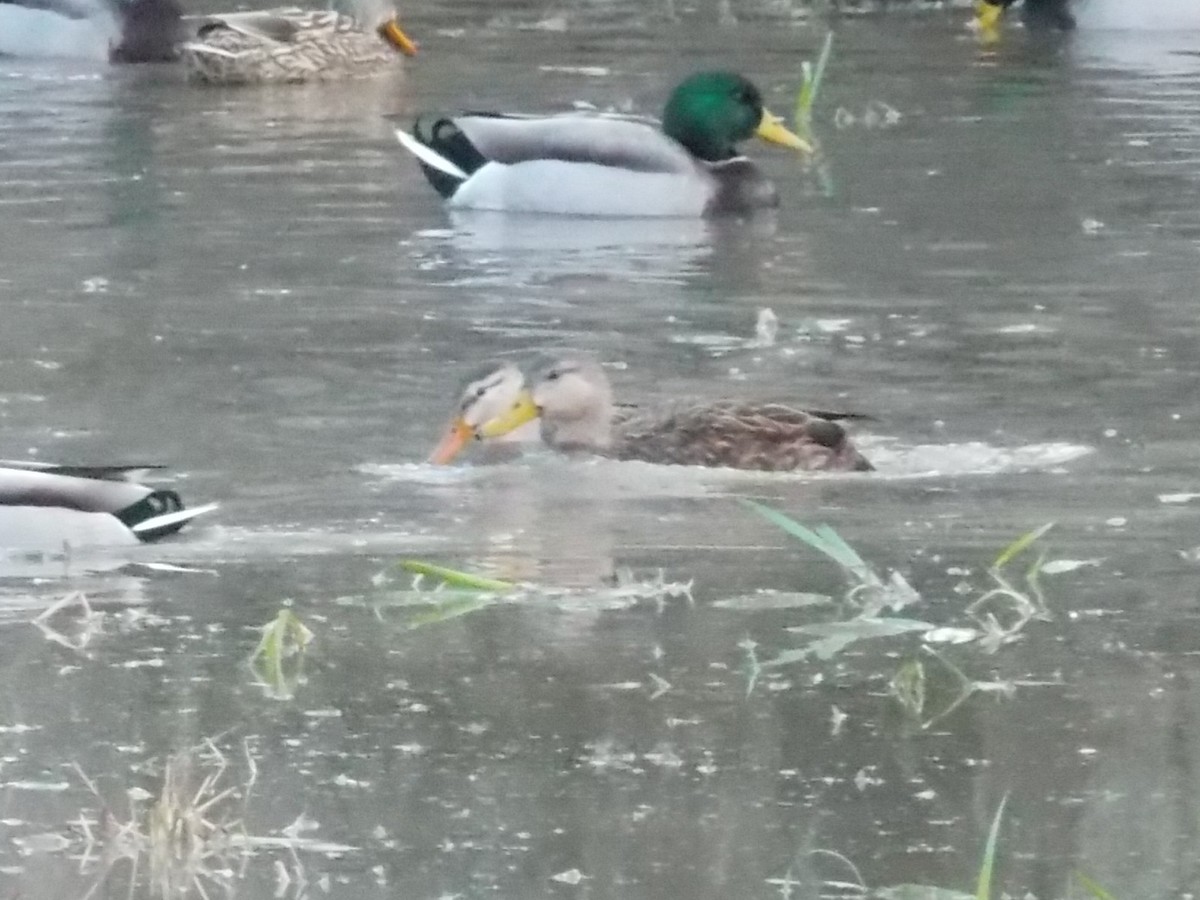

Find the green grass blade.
xmin=399 ymin=560 xmax=515 ymax=592
xmin=795 ymin=32 xmax=835 ymax=127
xmin=1073 ymin=872 xmax=1117 ymax=900
xmin=975 ymin=792 xmax=1009 ymax=900
xmin=741 ymin=500 xmax=877 ymax=585
xmin=813 ymin=524 xmax=875 ymax=583
xmin=992 ymin=523 xmax=1055 ymax=572
xmin=795 ymin=61 xmax=814 ymax=129
xmin=809 ymin=31 xmax=835 ymax=110
xmin=741 ymin=499 xmax=836 ymax=554
xmin=405 ymin=595 xmax=496 ymax=629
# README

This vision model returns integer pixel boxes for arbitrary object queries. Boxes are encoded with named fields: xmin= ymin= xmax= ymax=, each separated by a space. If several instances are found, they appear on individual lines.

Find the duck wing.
xmin=396 ymin=111 xmax=700 ymax=202
xmin=614 ymin=401 xmax=873 ymax=472
xmin=186 ymin=9 xmax=304 ymax=43
xmin=449 ymin=113 xmax=696 ymax=172
xmin=0 ymin=460 xmax=164 ymax=481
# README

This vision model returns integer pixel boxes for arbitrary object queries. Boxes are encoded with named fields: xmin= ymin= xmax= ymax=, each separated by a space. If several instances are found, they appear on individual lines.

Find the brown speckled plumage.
xmin=605 ymin=400 xmax=872 ymax=472
xmin=490 ymin=354 xmax=873 ymax=473
xmin=182 ymin=8 xmax=406 ymax=86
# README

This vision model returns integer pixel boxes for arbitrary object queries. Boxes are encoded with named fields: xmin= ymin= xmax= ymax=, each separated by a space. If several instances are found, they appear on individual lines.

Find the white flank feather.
xmin=131 ymin=502 xmax=219 ymax=535
xmin=394 ymin=128 xmax=470 ymax=181
xmin=449 ymin=160 xmax=710 ymax=217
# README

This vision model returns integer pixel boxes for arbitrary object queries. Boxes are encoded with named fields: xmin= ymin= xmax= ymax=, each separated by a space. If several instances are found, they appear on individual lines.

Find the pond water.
xmin=2 ymin=2 xmax=1200 ymax=897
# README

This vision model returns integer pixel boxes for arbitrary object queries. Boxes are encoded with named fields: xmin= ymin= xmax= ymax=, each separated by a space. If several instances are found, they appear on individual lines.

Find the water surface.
xmin=1 ymin=5 xmax=1200 ymax=898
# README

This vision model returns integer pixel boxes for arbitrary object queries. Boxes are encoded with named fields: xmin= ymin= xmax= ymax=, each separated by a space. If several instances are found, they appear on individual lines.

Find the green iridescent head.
xmin=661 ymin=71 xmax=810 ymax=162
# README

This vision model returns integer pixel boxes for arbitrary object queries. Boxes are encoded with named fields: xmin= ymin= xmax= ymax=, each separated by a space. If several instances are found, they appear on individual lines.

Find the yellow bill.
xmin=755 ymin=109 xmax=813 ymax=154
xmin=477 ymin=391 xmax=539 ymax=440
xmin=428 ymin=417 xmax=473 ymax=465
xmin=379 ymin=17 xmax=419 ymax=56
xmin=973 ymin=0 xmax=1004 ymax=37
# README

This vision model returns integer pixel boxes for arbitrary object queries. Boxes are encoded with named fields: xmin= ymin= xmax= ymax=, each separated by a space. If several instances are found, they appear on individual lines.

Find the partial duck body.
xmin=0 ymin=461 xmax=215 ymax=551
xmin=180 ymin=0 xmax=416 ymax=86
xmin=0 ymin=0 xmax=417 ymax=85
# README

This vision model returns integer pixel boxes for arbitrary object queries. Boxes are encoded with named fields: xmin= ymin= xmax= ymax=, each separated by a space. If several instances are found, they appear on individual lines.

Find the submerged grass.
xmin=740 ymin=501 xmax=1065 ymax=725
xmin=71 ymin=738 xmax=354 ymax=899
xmin=248 ymin=608 xmax=314 ymax=700
xmin=1074 ymin=872 xmax=1118 ymax=900
xmin=975 ymin=793 xmax=1008 ymax=900
xmin=371 ymin=560 xmax=691 ymax=629
xmin=73 ymin=739 xmax=254 ymax=900
xmin=398 ymin=560 xmax=515 ymax=592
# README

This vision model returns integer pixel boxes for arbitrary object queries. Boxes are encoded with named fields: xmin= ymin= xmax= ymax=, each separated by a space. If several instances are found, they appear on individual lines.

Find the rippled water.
xmin=2 ymin=4 xmax=1200 ymax=898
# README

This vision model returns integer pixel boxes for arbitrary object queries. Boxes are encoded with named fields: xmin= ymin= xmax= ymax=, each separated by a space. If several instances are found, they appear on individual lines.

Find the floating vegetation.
xmin=398 ymin=559 xmax=516 ymax=592
xmin=32 ymin=591 xmax=104 ymax=653
xmin=249 ymin=608 xmax=314 ymax=700
xmin=1074 ymin=871 xmax=1118 ymax=899
xmin=73 ymin=739 xmax=252 ymax=899
xmin=741 ymin=498 xmax=919 ymax=620
xmin=741 ymin=501 xmax=1056 ymax=660
xmin=365 ymin=560 xmax=693 ymax=630
xmin=68 ymin=738 xmax=352 ymax=899
xmin=739 ymin=501 xmax=1068 ymax=724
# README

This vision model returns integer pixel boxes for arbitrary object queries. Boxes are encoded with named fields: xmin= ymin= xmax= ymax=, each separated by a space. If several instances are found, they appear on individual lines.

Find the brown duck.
xmin=474 ymin=353 xmax=873 ymax=473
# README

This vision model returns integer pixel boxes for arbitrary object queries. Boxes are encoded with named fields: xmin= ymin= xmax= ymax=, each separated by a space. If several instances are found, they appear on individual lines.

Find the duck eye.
xmin=474 ymin=386 xmax=487 ymax=399
xmin=545 ymin=369 xmax=561 ymax=382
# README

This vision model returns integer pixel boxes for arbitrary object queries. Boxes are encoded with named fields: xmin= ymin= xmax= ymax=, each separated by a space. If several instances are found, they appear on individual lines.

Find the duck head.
xmin=429 ymin=360 xmax=532 ymax=464
xmin=336 ymin=0 xmax=417 ymax=55
xmin=478 ymin=355 xmax=615 ymax=451
xmin=661 ymin=71 xmax=810 ymax=161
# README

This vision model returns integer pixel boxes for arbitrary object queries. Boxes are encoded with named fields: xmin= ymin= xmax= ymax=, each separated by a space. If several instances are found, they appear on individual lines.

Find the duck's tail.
xmin=116 ymin=490 xmax=218 ymax=542
xmin=394 ymin=115 xmax=488 ymax=199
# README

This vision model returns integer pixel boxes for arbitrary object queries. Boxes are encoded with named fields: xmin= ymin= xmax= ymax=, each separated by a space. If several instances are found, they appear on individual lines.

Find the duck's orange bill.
xmin=380 ymin=17 xmax=419 ymax=56
xmin=428 ymin=417 xmax=473 ymax=465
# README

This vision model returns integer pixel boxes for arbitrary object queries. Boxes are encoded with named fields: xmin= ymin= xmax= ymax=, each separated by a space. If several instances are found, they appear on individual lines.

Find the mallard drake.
xmin=181 ymin=0 xmax=416 ymax=86
xmin=0 ymin=461 xmax=215 ymax=549
xmin=0 ymin=0 xmax=181 ymax=62
xmin=394 ymin=70 xmax=811 ymax=217
xmin=461 ymin=354 xmax=873 ymax=472
xmin=974 ymin=0 xmax=1075 ymax=39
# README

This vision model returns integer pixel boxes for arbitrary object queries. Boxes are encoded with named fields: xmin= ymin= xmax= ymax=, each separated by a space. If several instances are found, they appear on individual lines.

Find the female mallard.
xmin=394 ymin=71 xmax=811 ymax=217
xmin=0 ymin=0 xmax=416 ymax=81
xmin=0 ymin=460 xmax=215 ymax=549
xmin=181 ymin=0 xmax=417 ymax=86
xmin=449 ymin=354 xmax=873 ymax=472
